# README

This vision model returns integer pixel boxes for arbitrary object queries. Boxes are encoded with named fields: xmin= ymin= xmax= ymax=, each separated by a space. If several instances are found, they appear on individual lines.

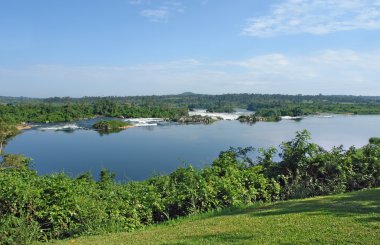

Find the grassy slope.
xmin=57 ymin=188 xmax=380 ymax=245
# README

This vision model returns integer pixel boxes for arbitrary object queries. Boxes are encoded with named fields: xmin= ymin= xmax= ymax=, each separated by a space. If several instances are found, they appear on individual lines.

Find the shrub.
xmin=92 ymin=120 xmax=132 ymax=131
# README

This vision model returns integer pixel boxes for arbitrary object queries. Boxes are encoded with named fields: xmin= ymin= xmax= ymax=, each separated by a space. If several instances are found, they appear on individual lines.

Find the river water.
xmin=5 ymin=115 xmax=380 ymax=181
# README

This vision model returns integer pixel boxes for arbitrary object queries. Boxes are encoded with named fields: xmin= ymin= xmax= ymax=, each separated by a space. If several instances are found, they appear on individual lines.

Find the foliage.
xmin=173 ymin=115 xmax=217 ymax=124
xmin=205 ymin=103 xmax=235 ymax=113
xmin=2 ymin=93 xmax=380 ymax=124
xmin=93 ymin=120 xmax=132 ymax=131
xmin=0 ymin=154 xmax=32 ymax=170
xmin=238 ymin=114 xmax=281 ymax=123
xmin=0 ymin=131 xmax=379 ymax=243
xmin=0 ymin=214 xmax=43 ymax=244
xmin=0 ymin=121 xmax=19 ymax=155
xmin=0 ymin=100 xmax=188 ymax=124
xmin=369 ymin=137 xmax=380 ymax=145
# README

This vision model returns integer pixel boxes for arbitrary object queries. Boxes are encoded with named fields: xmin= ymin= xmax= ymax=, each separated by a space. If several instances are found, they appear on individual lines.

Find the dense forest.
xmin=0 ymin=130 xmax=379 ymax=243
xmin=0 ymin=99 xmax=188 ymax=123
xmin=1 ymin=93 xmax=380 ymax=124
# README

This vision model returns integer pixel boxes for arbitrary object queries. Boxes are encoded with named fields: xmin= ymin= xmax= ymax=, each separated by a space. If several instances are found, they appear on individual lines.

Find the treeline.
xmin=0 ymin=99 xmax=188 ymax=123
xmin=254 ymin=103 xmax=380 ymax=117
xmin=370 ymin=138 xmax=380 ymax=144
xmin=1 ymin=130 xmax=379 ymax=243
xmin=2 ymin=93 xmax=380 ymax=116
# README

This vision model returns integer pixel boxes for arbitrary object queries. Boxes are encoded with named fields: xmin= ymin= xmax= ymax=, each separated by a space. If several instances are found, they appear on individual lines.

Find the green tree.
xmin=0 ymin=121 xmax=18 ymax=155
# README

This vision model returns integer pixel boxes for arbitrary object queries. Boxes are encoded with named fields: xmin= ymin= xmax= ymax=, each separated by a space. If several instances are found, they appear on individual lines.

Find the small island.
xmin=92 ymin=120 xmax=133 ymax=131
xmin=238 ymin=114 xmax=281 ymax=123
xmin=173 ymin=115 xmax=219 ymax=124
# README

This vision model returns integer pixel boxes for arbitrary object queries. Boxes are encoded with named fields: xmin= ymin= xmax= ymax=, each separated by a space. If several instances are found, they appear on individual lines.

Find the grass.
xmin=56 ymin=188 xmax=380 ymax=245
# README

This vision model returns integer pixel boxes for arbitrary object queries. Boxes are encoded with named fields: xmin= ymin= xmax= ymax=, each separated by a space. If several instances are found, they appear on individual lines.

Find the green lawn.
xmin=57 ymin=188 xmax=380 ymax=245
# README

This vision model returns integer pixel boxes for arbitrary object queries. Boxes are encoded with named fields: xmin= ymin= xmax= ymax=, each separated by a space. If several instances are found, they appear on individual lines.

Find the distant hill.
xmin=178 ymin=92 xmax=199 ymax=96
xmin=0 ymin=96 xmax=40 ymax=104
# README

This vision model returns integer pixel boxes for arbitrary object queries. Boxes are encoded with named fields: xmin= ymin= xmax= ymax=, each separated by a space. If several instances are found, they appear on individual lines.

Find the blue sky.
xmin=1 ymin=0 xmax=380 ymax=97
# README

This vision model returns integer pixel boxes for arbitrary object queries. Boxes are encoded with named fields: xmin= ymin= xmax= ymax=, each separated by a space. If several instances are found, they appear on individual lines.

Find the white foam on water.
xmin=124 ymin=118 xmax=164 ymax=127
xmin=189 ymin=109 xmax=251 ymax=120
xmin=133 ymin=123 xmax=158 ymax=127
xmin=125 ymin=118 xmax=164 ymax=122
xmin=39 ymin=124 xmax=82 ymax=131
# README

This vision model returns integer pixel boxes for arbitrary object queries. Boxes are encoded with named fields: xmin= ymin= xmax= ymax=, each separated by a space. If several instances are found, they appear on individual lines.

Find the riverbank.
xmin=10 ymin=112 xmax=378 ymax=133
xmin=16 ymin=124 xmax=32 ymax=131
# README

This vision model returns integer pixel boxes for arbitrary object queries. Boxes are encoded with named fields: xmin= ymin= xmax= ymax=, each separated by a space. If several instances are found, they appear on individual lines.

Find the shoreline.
xmin=13 ymin=113 xmax=378 ymax=133
xmin=16 ymin=124 xmax=32 ymax=131
xmin=119 ymin=125 xmax=135 ymax=129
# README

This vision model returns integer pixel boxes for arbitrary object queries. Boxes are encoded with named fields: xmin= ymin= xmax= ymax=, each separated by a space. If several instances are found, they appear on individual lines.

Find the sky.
xmin=1 ymin=0 xmax=380 ymax=97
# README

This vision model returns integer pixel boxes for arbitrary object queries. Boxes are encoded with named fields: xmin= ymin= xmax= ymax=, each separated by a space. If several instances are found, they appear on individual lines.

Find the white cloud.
xmin=243 ymin=0 xmax=380 ymax=37
xmin=222 ymin=50 xmax=380 ymax=94
xmin=227 ymin=54 xmax=289 ymax=69
xmin=130 ymin=0 xmax=184 ymax=22
xmin=1 ymin=50 xmax=380 ymax=96
xmin=128 ymin=0 xmax=149 ymax=5
xmin=140 ymin=8 xmax=169 ymax=22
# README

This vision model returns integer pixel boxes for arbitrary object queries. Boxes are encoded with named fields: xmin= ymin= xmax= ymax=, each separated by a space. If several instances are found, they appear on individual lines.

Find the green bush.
xmin=92 ymin=120 xmax=132 ymax=131
xmin=0 ymin=214 xmax=43 ymax=244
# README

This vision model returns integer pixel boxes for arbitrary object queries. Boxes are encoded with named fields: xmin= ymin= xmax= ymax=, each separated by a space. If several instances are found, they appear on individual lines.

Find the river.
xmin=5 ymin=114 xmax=380 ymax=181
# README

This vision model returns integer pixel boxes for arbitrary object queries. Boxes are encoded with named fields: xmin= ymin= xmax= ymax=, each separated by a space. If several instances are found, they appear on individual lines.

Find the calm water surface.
xmin=6 ymin=115 xmax=380 ymax=181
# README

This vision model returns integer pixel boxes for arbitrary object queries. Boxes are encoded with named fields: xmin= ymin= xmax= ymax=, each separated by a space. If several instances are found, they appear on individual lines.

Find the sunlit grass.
xmin=56 ymin=188 xmax=380 ymax=245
